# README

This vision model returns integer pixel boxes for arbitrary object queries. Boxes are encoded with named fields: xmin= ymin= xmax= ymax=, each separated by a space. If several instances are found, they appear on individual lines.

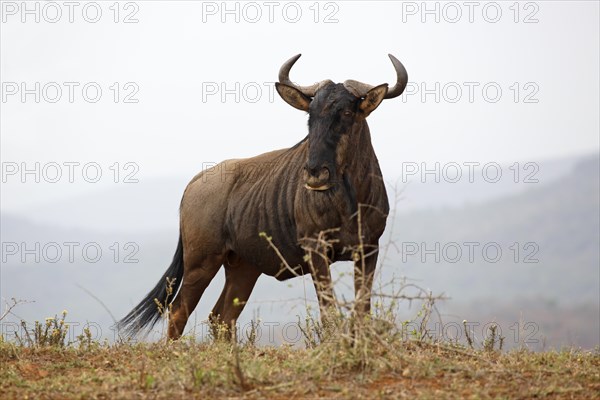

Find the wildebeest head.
xmin=275 ymin=54 xmax=408 ymax=191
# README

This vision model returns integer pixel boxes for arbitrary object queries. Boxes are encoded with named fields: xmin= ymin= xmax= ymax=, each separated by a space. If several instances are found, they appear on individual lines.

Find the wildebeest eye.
xmin=343 ymin=110 xmax=354 ymax=117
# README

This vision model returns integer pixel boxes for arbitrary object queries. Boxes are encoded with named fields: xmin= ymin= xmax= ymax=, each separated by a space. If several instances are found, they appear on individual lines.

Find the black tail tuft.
xmin=117 ymin=234 xmax=184 ymax=338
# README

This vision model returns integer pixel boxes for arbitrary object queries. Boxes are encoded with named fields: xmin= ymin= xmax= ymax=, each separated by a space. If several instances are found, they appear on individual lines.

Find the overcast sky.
xmin=1 ymin=1 xmax=599 ymax=211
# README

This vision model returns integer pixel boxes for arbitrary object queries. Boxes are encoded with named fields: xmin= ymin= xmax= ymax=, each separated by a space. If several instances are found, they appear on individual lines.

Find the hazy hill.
xmin=392 ymin=155 xmax=599 ymax=304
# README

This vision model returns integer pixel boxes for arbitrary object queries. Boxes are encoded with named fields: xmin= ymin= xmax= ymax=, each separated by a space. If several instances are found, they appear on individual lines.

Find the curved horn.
xmin=385 ymin=54 xmax=408 ymax=99
xmin=278 ymin=54 xmax=330 ymax=97
xmin=343 ymin=54 xmax=408 ymax=99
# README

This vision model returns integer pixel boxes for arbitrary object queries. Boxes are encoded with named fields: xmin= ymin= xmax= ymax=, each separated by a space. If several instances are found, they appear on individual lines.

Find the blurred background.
xmin=1 ymin=1 xmax=598 ymax=350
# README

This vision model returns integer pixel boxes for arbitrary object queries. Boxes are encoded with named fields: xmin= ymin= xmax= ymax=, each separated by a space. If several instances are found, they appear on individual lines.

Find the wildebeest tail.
xmin=117 ymin=234 xmax=184 ymax=337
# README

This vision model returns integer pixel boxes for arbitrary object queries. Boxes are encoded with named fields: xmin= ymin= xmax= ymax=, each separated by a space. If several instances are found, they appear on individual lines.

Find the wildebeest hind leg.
xmin=168 ymin=253 xmax=223 ymax=340
xmin=209 ymin=259 xmax=261 ymax=340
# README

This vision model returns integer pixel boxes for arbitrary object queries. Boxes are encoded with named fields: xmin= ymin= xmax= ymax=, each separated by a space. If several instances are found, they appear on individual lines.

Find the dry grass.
xmin=1 ymin=313 xmax=598 ymax=399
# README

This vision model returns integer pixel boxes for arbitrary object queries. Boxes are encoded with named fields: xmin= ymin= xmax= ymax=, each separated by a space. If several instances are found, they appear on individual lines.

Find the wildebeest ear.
xmin=275 ymin=82 xmax=311 ymax=111
xmin=359 ymin=84 xmax=389 ymax=116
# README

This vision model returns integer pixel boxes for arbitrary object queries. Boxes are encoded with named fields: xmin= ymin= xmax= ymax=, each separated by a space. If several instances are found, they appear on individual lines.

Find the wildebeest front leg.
xmin=306 ymin=250 xmax=336 ymax=318
xmin=354 ymin=250 xmax=378 ymax=316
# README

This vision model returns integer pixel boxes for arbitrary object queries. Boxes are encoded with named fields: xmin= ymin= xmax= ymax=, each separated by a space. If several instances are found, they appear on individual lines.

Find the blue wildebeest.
xmin=119 ymin=54 xmax=408 ymax=339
